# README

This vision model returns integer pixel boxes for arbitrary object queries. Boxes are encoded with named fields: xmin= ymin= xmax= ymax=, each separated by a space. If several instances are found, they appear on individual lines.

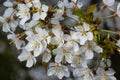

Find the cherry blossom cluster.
xmin=0 ymin=0 xmax=120 ymax=79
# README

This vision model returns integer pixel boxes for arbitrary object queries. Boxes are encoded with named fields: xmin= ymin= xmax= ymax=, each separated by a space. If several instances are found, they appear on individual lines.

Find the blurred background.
xmin=0 ymin=0 xmax=120 ymax=80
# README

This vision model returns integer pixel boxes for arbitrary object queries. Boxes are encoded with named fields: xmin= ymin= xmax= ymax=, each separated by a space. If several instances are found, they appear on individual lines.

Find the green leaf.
xmin=87 ymin=4 xmax=97 ymax=14
xmin=73 ymin=8 xmax=86 ymax=21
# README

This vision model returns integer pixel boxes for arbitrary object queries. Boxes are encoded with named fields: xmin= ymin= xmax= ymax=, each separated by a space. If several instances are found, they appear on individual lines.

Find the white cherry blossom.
xmin=53 ymin=45 xmax=73 ymax=63
xmin=64 ymin=31 xmax=80 ymax=52
xmin=32 ymin=0 xmax=48 ymax=20
xmin=16 ymin=4 xmax=30 ymax=25
xmin=76 ymin=23 xmax=93 ymax=45
xmin=35 ymin=27 xmax=51 ymax=44
xmin=80 ymin=41 xmax=103 ymax=59
xmin=25 ymin=30 xmax=46 ymax=57
xmin=7 ymin=33 xmax=25 ymax=50
xmin=51 ymin=9 xmax=64 ymax=24
xmin=51 ymin=26 xmax=64 ymax=47
xmin=71 ymin=50 xmax=88 ymax=68
xmin=94 ymin=68 xmax=116 ymax=80
xmin=73 ymin=67 xmax=94 ymax=80
xmin=47 ymin=63 xmax=70 ymax=79
xmin=0 ymin=8 xmax=18 ymax=33
xmin=18 ymin=49 xmax=36 ymax=68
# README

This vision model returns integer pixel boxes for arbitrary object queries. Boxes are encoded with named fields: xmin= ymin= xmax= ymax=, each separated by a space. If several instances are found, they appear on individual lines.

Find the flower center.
xmin=40 ymin=35 xmax=47 ymax=40
xmin=34 ymin=42 xmax=40 ymax=49
xmin=5 ymin=17 xmax=10 ymax=23
xmin=101 ymin=73 xmax=107 ymax=80
xmin=70 ymin=39 xmax=76 ymax=44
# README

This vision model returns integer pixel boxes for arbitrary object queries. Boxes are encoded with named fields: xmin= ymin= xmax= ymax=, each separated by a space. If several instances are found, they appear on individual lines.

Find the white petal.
xmin=47 ymin=67 xmax=56 ymax=76
xmin=96 ymin=68 xmax=104 ymax=75
xmin=50 ymin=38 xmax=58 ymax=45
xmin=62 ymin=66 xmax=70 ymax=77
xmin=93 ymin=46 xmax=103 ymax=53
xmin=39 ymin=12 xmax=47 ymax=20
xmin=73 ymin=68 xmax=85 ymax=77
xmin=109 ymin=76 xmax=117 ymax=80
xmin=9 ymin=21 xmax=18 ymax=31
xmin=25 ymin=42 xmax=34 ymax=51
xmin=65 ymin=41 xmax=72 ymax=47
xmin=77 ymin=2 xmax=83 ymax=8
xmin=26 ymin=2 xmax=32 ymax=8
xmin=0 ymin=16 xmax=5 ymax=23
xmin=42 ymin=5 xmax=48 ymax=12
xmin=83 ymin=23 xmax=90 ymax=31
xmin=18 ymin=51 xmax=29 ymax=61
xmin=34 ymin=45 xmax=43 ymax=57
xmin=51 ymin=19 xmax=60 ymax=24
xmin=3 ymin=1 xmax=13 ymax=7
xmin=53 ymin=48 xmax=62 ymax=54
xmin=103 ymin=0 xmax=115 ymax=6
xmin=73 ymin=43 xmax=79 ymax=52
xmin=79 ymin=36 xmax=87 ymax=45
xmin=72 ymin=0 xmax=77 ymax=3
xmin=65 ymin=53 xmax=73 ymax=63
xmin=49 ymin=63 xmax=57 ymax=67
xmin=107 ymin=59 xmax=111 ymax=67
xmin=87 ymin=32 xmax=93 ymax=40
xmin=85 ymin=50 xmax=94 ymax=59
xmin=26 ymin=57 xmax=33 ymax=67
xmin=116 ymin=39 xmax=120 ymax=47
xmin=42 ymin=52 xmax=51 ymax=62
xmin=71 ymin=32 xmax=80 ymax=40
xmin=47 ymin=36 xmax=51 ymax=44
xmin=117 ymin=3 xmax=120 ymax=17
xmin=84 ymin=72 xmax=93 ymax=80
xmin=3 ymin=8 xmax=14 ymax=18
xmin=32 ymin=12 xmax=40 ymax=20
xmin=55 ymin=54 xmax=63 ymax=63
xmin=63 ymin=34 xmax=71 ymax=41
xmin=40 ymin=12 xmax=47 ymax=20
xmin=18 ymin=4 xmax=29 ymax=11
xmin=15 ymin=40 xmax=24 ymax=49
xmin=33 ymin=0 xmax=41 ymax=8
xmin=20 ymin=16 xmax=29 ymax=25
xmin=81 ymin=60 xmax=88 ymax=68
xmin=57 ymin=70 xmax=64 ymax=79
xmin=52 ymin=28 xmax=62 ymax=37
xmin=106 ymin=68 xmax=115 ymax=75
xmin=2 ymin=23 xmax=11 ymax=32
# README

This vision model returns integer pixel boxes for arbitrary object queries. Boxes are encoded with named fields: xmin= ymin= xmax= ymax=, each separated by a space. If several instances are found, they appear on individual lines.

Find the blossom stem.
xmin=103 ymin=14 xmax=115 ymax=19
xmin=90 ymin=51 xmax=105 ymax=69
xmin=52 ymin=0 xmax=59 ymax=10
xmin=95 ymin=52 xmax=107 ymax=71
xmin=100 ymin=30 xmax=118 ymax=34
xmin=94 ymin=4 xmax=105 ymax=20
xmin=32 ymin=22 xmax=40 ymax=29
xmin=96 ymin=7 xmax=103 ymax=18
